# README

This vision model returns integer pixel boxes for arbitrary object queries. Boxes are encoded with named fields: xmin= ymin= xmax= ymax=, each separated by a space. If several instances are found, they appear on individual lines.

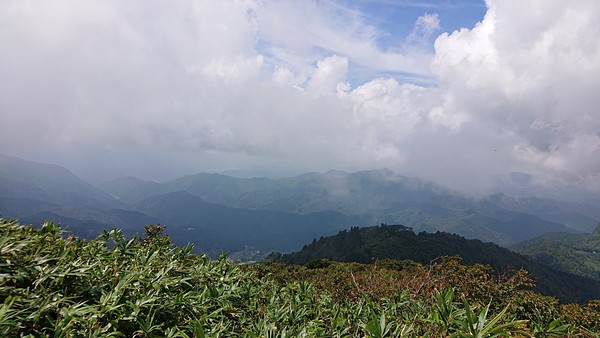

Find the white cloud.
xmin=202 ymin=55 xmax=264 ymax=84
xmin=306 ymin=55 xmax=349 ymax=95
xmin=0 ymin=0 xmax=599 ymax=196
xmin=252 ymin=0 xmax=432 ymax=79
xmin=405 ymin=12 xmax=440 ymax=49
xmin=428 ymin=0 xmax=600 ymax=191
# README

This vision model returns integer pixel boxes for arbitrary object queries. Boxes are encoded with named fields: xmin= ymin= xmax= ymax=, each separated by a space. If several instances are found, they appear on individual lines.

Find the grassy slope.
xmin=2 ymin=219 xmax=600 ymax=336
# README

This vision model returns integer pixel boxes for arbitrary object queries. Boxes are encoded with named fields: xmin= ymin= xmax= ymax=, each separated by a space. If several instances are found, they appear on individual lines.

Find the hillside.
xmin=0 ymin=154 xmax=120 ymax=209
xmin=272 ymin=224 xmax=600 ymax=304
xmin=0 ymin=154 xmax=143 ymax=234
xmin=2 ymin=219 xmax=599 ymax=336
xmin=514 ymin=224 xmax=600 ymax=281
xmin=96 ymin=176 xmax=150 ymax=201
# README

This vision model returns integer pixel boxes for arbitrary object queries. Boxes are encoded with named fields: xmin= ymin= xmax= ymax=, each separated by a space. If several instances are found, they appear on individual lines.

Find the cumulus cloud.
xmin=428 ymin=0 xmax=600 ymax=191
xmin=306 ymin=55 xmax=350 ymax=95
xmin=0 ymin=0 xmax=598 ymax=196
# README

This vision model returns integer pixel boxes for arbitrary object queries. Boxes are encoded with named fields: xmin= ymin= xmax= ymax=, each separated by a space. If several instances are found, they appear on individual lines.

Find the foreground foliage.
xmin=1 ymin=219 xmax=599 ymax=337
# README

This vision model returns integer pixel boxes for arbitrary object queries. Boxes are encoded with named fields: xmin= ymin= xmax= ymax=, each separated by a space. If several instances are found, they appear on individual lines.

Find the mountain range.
xmin=1 ymin=153 xmax=599 ymax=255
xmin=0 ymin=154 xmax=353 ymax=254
xmin=97 ymin=166 xmax=600 ymax=245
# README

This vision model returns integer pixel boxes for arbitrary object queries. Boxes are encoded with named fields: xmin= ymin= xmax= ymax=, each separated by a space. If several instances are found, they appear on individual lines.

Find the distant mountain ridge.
xmin=0 ymin=154 xmax=120 ymax=209
xmin=99 ymin=168 xmax=596 ymax=245
xmin=486 ymin=193 xmax=600 ymax=232
xmin=1 ymin=154 xmax=599 ymax=254
xmin=100 ymin=169 xmax=451 ymax=212
xmin=271 ymin=224 xmax=600 ymax=304
xmin=0 ymin=155 xmax=359 ymax=254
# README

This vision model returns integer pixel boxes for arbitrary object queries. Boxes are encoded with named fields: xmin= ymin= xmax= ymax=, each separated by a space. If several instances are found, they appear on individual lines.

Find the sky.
xmin=1 ymin=0 xmax=599 ymax=196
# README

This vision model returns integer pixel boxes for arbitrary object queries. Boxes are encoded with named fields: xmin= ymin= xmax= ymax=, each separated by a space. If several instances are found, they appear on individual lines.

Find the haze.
xmin=1 ymin=0 xmax=599 ymax=196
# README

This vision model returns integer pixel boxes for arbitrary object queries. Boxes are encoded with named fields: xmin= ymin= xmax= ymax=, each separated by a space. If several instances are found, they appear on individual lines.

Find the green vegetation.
xmin=271 ymin=224 xmax=600 ymax=304
xmin=1 ymin=219 xmax=600 ymax=336
xmin=514 ymin=224 xmax=600 ymax=281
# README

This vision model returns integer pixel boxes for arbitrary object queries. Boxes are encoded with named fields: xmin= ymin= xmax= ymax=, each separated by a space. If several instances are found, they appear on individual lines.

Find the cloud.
xmin=405 ymin=12 xmax=441 ymax=49
xmin=252 ymin=0 xmax=433 ymax=81
xmin=428 ymin=0 xmax=600 ymax=191
xmin=306 ymin=55 xmax=350 ymax=95
xmin=0 ymin=0 xmax=599 ymax=196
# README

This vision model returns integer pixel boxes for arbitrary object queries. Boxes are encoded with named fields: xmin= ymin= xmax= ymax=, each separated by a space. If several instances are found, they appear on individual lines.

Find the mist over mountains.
xmin=1 ymin=153 xmax=599 ymax=257
xmin=2 ymin=1 xmax=600 ymax=334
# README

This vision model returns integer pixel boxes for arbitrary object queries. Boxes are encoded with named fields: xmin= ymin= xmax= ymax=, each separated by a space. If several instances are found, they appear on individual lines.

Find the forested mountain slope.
xmin=272 ymin=224 xmax=600 ymax=304
xmin=514 ymin=224 xmax=600 ymax=281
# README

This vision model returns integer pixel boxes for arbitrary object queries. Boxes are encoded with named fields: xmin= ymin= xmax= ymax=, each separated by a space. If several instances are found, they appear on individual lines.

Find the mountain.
xmin=491 ymin=172 xmax=600 ymax=206
xmin=271 ymin=224 xmax=600 ymax=304
xmin=0 ymin=154 xmax=119 ymax=209
xmin=0 ymin=155 xmax=160 ymax=235
xmin=377 ymin=195 xmax=576 ymax=245
xmin=513 ymin=224 xmax=600 ymax=281
xmin=19 ymin=207 xmax=160 ymax=239
xmin=486 ymin=193 xmax=600 ymax=232
xmin=96 ymin=176 xmax=150 ymax=201
xmin=99 ymin=172 xmax=274 ymax=205
xmin=0 ymin=154 xmax=123 ymax=223
xmin=2 ymin=154 xmax=596 ymax=254
xmin=100 ymin=169 xmax=582 ymax=245
xmin=131 ymin=190 xmax=357 ymax=254
xmin=0 ymin=155 xmax=357 ymax=255
xmin=99 ymin=169 xmax=450 ymax=213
